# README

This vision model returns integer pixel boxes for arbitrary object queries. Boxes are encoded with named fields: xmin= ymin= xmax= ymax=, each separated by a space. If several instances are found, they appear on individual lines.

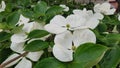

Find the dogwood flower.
xmin=2 ymin=21 xmax=47 ymax=68
xmin=60 ymin=4 xmax=69 ymax=12
xmin=94 ymin=2 xmax=116 ymax=15
xmin=0 ymin=1 xmax=6 ymax=12
xmin=73 ymin=8 xmax=104 ymax=29
xmin=45 ymin=15 xmax=86 ymax=34
xmin=73 ymin=8 xmax=104 ymax=20
xmin=53 ymin=29 xmax=96 ymax=62
xmin=16 ymin=14 xmax=30 ymax=26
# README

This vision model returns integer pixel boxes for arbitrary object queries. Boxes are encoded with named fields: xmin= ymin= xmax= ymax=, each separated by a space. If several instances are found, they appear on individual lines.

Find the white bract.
xmin=73 ymin=8 xmax=104 ymax=20
xmin=45 ymin=15 xmax=86 ymax=34
xmin=53 ymin=30 xmax=96 ymax=62
xmin=94 ymin=2 xmax=116 ymax=15
xmin=45 ymin=10 xmax=101 ymax=34
xmin=73 ymin=8 xmax=103 ymax=29
xmin=0 ymin=1 xmax=6 ymax=12
xmin=16 ymin=14 xmax=30 ymax=26
xmin=60 ymin=4 xmax=69 ymax=12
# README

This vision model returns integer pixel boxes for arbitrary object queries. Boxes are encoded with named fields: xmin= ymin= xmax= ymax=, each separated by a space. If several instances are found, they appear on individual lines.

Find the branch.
xmin=0 ymin=52 xmax=28 ymax=68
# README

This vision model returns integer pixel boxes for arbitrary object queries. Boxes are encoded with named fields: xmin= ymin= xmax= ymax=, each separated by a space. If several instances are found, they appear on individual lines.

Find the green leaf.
xmin=105 ymin=34 xmax=120 ymax=45
xmin=97 ymin=23 xmax=107 ymax=32
xmin=0 ymin=32 xmax=12 ymax=42
xmin=46 ymin=6 xmax=63 ymax=17
xmin=24 ymin=40 xmax=49 ymax=52
xmin=34 ymin=1 xmax=47 ymax=17
xmin=102 ymin=15 xmax=120 ymax=25
xmin=68 ymin=43 xmax=108 ymax=68
xmin=7 ymin=11 xmax=20 ymax=28
xmin=11 ymin=25 xmax=24 ymax=34
xmin=100 ymin=45 xmax=120 ymax=68
xmin=34 ymin=57 xmax=66 ymax=68
xmin=21 ymin=9 xmax=34 ymax=19
xmin=27 ymin=29 xmax=49 ymax=39
xmin=0 ymin=48 xmax=12 ymax=63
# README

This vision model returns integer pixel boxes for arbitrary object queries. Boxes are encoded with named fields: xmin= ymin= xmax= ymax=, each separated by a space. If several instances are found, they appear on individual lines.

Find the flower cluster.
xmin=1 ymin=0 xmax=119 ymax=68
xmin=44 ymin=3 xmax=110 ymax=62
xmin=2 ymin=15 xmax=46 ymax=68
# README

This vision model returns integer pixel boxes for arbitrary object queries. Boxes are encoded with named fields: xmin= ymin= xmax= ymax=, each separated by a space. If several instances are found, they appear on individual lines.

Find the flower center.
xmin=66 ymin=24 xmax=70 ymax=29
xmin=72 ymin=45 xmax=76 ymax=52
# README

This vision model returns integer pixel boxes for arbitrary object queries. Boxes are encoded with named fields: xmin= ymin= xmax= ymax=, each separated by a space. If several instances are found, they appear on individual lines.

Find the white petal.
xmin=94 ymin=2 xmax=115 ymax=15
xmin=32 ymin=22 xmax=45 ymax=30
xmin=15 ymin=58 xmax=32 ymax=68
xmin=60 ymin=4 xmax=69 ymax=12
xmin=94 ymin=4 xmax=101 ymax=13
xmin=73 ymin=8 xmax=93 ymax=19
xmin=10 ymin=42 xmax=25 ymax=53
xmin=100 ymin=3 xmax=111 ymax=11
xmin=73 ymin=29 xmax=96 ymax=47
xmin=54 ymin=31 xmax=72 ymax=49
xmin=2 ymin=54 xmax=22 ymax=67
xmin=0 ymin=1 xmax=6 ymax=12
xmin=22 ymin=22 xmax=34 ymax=33
xmin=85 ymin=17 xmax=99 ymax=29
xmin=44 ymin=24 xmax=67 ymax=34
xmin=66 ymin=15 xmax=86 ymax=29
xmin=73 ymin=9 xmax=82 ymax=15
xmin=53 ymin=44 xmax=73 ymax=62
xmin=26 ymin=51 xmax=44 ymax=61
xmin=11 ymin=33 xmax=27 ymax=43
xmin=50 ymin=15 xmax=66 ymax=26
xmin=17 ymin=15 xmax=30 ymax=26
xmin=93 ymin=13 xmax=104 ymax=20
xmin=105 ymin=9 xmax=116 ymax=15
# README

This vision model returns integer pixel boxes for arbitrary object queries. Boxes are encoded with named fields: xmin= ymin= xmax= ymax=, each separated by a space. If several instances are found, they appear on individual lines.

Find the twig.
xmin=0 ymin=52 xmax=29 ymax=68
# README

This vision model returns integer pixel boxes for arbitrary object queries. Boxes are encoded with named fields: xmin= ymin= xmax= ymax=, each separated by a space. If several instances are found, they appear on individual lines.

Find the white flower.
xmin=6 ymin=33 xmax=44 ymax=68
xmin=60 ymin=4 xmax=69 ymax=12
xmin=22 ymin=21 xmax=45 ymax=33
xmin=118 ymin=15 xmax=120 ymax=21
xmin=0 ymin=1 xmax=6 ymax=12
xmin=2 ymin=21 xmax=47 ymax=68
xmin=94 ymin=2 xmax=116 ymax=15
xmin=45 ymin=12 xmax=101 ymax=34
xmin=45 ymin=15 xmax=86 ymax=34
xmin=73 ymin=8 xmax=104 ymax=20
xmin=53 ymin=30 xmax=96 ymax=62
xmin=16 ymin=14 xmax=30 ymax=26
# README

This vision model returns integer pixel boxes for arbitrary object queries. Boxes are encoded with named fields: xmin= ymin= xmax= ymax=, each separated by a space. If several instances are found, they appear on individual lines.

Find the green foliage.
xmin=100 ymin=45 xmax=120 ymax=68
xmin=0 ymin=0 xmax=120 ymax=68
xmin=67 ymin=43 xmax=108 ymax=68
xmin=24 ymin=40 xmax=49 ymax=52
xmin=102 ymin=15 xmax=120 ymax=25
xmin=27 ymin=29 xmax=49 ymax=39
xmin=34 ymin=57 xmax=66 ymax=68
xmin=6 ymin=11 xmax=20 ymax=28
xmin=34 ymin=1 xmax=48 ymax=17
xmin=46 ymin=6 xmax=63 ymax=16
xmin=0 ymin=32 xmax=11 ymax=42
